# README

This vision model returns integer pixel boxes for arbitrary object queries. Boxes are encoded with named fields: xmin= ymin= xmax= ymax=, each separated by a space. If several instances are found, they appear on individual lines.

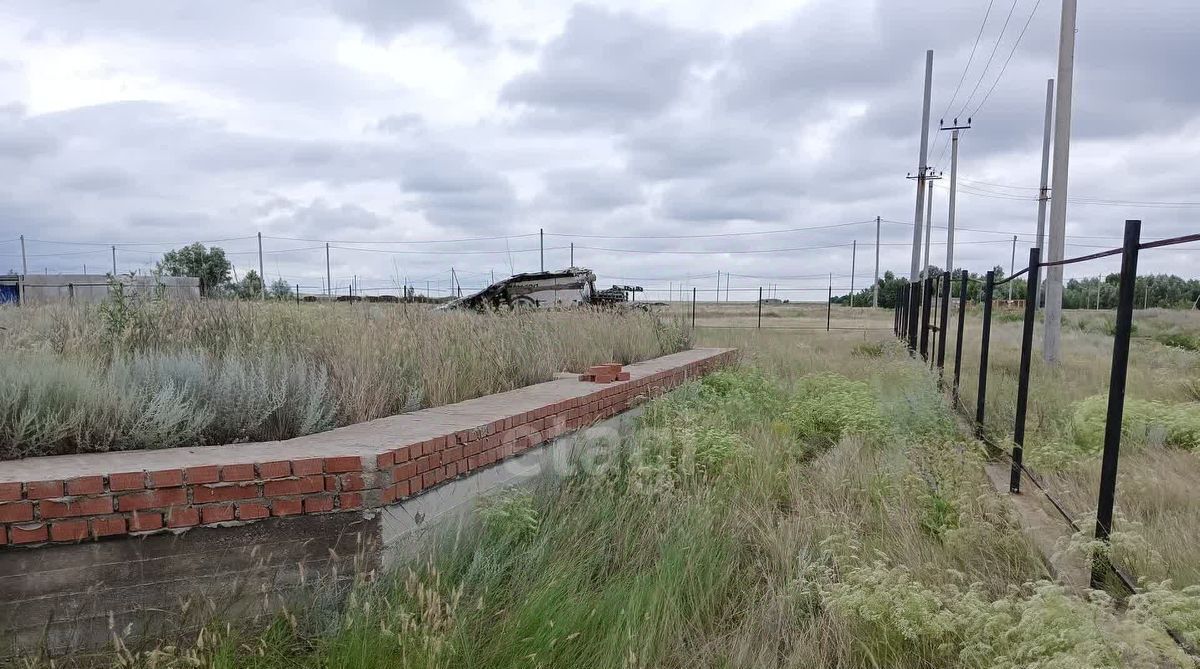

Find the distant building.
xmin=0 ymin=274 xmax=200 ymax=305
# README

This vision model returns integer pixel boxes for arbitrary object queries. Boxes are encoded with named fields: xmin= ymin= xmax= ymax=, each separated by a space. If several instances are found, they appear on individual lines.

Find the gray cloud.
xmin=500 ymin=6 xmax=718 ymax=127
xmin=330 ymin=0 xmax=487 ymax=41
xmin=0 ymin=0 xmax=1197 ymax=292
xmin=536 ymin=167 xmax=642 ymax=211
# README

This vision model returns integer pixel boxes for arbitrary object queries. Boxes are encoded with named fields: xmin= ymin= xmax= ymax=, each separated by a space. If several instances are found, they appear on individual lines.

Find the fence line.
xmin=892 ymin=218 xmax=1198 ymax=656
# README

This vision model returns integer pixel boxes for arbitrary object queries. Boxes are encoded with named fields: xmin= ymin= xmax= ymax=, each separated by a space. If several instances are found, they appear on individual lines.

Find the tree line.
xmin=834 ymin=268 xmax=1200 ymax=310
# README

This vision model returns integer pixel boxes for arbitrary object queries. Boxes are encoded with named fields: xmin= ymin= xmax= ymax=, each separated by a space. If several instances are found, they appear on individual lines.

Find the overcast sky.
xmin=1 ymin=1 xmax=1198 ymax=299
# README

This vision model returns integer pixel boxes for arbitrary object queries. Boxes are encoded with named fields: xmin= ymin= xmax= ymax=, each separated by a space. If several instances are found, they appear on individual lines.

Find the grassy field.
xmin=0 ymin=298 xmax=688 ymax=459
xmin=12 ymin=301 xmax=1200 ymax=667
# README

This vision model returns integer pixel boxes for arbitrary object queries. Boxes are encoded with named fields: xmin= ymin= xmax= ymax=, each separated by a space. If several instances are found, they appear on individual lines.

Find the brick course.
xmin=0 ymin=348 xmax=734 ymax=547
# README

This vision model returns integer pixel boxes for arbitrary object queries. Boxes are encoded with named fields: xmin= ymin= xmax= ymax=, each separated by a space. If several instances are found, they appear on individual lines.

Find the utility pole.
xmin=1009 ymin=235 xmax=1018 ymax=300
xmin=725 ymin=272 xmax=730 ymax=301
xmin=850 ymin=240 xmax=857 ymax=307
xmin=111 ymin=245 xmax=117 ymax=276
xmin=873 ymin=216 xmax=881 ymax=308
xmin=909 ymin=50 xmax=934 ymax=282
xmin=570 ymin=242 xmax=574 ymax=267
xmin=716 ymin=270 xmax=721 ymax=302
xmin=257 ymin=232 xmax=265 ymax=301
xmin=1043 ymin=0 xmax=1078 ymax=364
xmin=1033 ymin=78 xmax=1054 ymax=313
xmin=922 ymin=173 xmax=942 ymax=278
xmin=325 ymin=243 xmax=331 ymax=299
xmin=1036 ymin=78 xmax=1055 ymax=263
xmin=539 ymin=228 xmax=544 ymax=272
xmin=939 ymin=118 xmax=971 ymax=274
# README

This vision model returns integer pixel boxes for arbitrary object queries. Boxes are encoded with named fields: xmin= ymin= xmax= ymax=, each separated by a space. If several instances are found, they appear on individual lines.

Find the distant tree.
xmin=269 ymin=278 xmax=293 ymax=300
xmin=157 ymin=243 xmax=232 ymax=296
xmin=237 ymin=270 xmax=264 ymax=299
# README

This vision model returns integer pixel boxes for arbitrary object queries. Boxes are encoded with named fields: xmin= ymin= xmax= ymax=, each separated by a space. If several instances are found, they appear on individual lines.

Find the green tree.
xmin=157 ymin=243 xmax=232 ymax=296
xmin=269 ymin=278 xmax=293 ymax=300
xmin=237 ymin=270 xmax=264 ymax=299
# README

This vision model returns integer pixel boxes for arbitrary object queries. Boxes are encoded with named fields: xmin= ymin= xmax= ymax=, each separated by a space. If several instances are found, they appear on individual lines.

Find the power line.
xmin=544 ymin=219 xmax=877 ymax=239
xmin=971 ymin=0 xmax=1045 ymax=118
xmin=264 ymin=233 xmax=538 ymax=245
xmin=939 ymin=0 xmax=997 ymax=121
xmin=957 ymin=0 xmax=1021 ymax=119
xmin=329 ymin=244 xmax=565 ymax=256
xmin=23 ymin=235 xmax=257 ymax=248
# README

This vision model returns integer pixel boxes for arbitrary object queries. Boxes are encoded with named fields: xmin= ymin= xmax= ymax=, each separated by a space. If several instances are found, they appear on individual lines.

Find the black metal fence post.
xmin=691 ymin=287 xmax=697 ymax=330
xmin=919 ymin=276 xmax=933 ymax=361
xmin=898 ymin=284 xmax=907 ymax=338
xmin=1010 ymin=248 xmax=1042 ymax=493
xmin=757 ymin=287 xmax=763 ymax=329
xmin=1091 ymin=220 xmax=1142 ymax=589
xmin=928 ymin=275 xmax=938 ymax=368
xmin=974 ymin=270 xmax=995 ymax=440
xmin=893 ymin=289 xmax=899 ymax=336
xmin=952 ymin=270 xmax=968 ymax=403
xmin=907 ymin=281 xmax=920 ymax=352
xmin=936 ymin=271 xmax=951 ymax=375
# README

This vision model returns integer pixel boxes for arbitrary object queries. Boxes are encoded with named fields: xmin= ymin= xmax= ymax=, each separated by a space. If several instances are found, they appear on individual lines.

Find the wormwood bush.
xmin=784 ymin=373 xmax=888 ymax=448
xmin=1071 ymin=395 xmax=1200 ymax=453
xmin=815 ymin=553 xmax=1187 ymax=668
xmin=0 ymin=349 xmax=337 ymax=458
xmin=1129 ymin=581 xmax=1200 ymax=649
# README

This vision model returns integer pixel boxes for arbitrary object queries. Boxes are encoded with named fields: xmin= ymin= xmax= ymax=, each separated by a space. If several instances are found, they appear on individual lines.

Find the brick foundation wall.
xmin=0 ymin=348 xmax=736 ymax=549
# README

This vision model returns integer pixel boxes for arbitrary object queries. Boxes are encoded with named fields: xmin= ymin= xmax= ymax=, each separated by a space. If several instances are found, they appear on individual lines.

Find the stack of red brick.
xmin=579 ymin=362 xmax=631 ymax=383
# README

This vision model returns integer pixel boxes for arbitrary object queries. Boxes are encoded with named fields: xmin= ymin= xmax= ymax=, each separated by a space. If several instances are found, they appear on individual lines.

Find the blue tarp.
xmin=0 ymin=284 xmax=18 ymax=304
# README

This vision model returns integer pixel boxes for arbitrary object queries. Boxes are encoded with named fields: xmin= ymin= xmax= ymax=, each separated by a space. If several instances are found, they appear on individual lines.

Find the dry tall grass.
xmin=0 ymin=300 xmax=688 ymax=458
xmin=24 ymin=323 xmax=1197 ymax=668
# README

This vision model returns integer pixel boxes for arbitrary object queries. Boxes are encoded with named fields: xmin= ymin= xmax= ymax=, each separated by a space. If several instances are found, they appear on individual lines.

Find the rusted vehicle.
xmin=440 ymin=268 xmax=642 ymax=311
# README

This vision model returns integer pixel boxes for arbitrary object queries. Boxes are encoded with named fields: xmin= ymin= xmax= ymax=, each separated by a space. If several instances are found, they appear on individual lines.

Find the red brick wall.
xmin=0 ymin=349 xmax=735 ymax=548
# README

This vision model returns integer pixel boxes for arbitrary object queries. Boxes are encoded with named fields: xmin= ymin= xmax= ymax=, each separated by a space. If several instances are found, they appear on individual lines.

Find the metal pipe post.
xmin=691 ymin=287 xmax=697 ymax=330
xmin=1092 ymin=220 xmax=1141 ymax=588
xmin=974 ymin=271 xmax=995 ymax=439
xmin=1010 ymin=248 xmax=1042 ymax=493
xmin=907 ymin=281 xmax=920 ymax=352
xmin=757 ymin=287 xmax=763 ymax=329
xmin=953 ymin=270 xmax=968 ymax=402
xmin=919 ymin=276 xmax=933 ymax=360
xmin=936 ymin=271 xmax=951 ymax=376
xmin=826 ymin=274 xmax=832 ymax=331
